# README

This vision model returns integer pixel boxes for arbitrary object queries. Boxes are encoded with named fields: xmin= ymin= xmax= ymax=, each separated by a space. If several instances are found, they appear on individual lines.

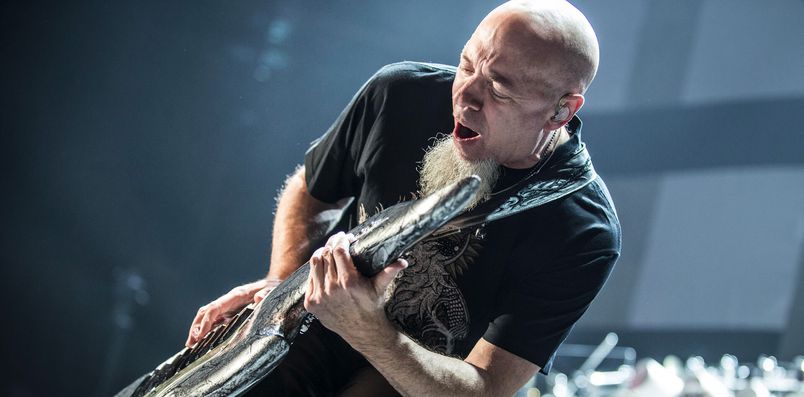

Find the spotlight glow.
xmin=760 ymin=356 xmax=776 ymax=372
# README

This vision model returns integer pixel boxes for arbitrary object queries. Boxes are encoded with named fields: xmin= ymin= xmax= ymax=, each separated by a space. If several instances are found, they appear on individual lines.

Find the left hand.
xmin=303 ymin=232 xmax=408 ymax=342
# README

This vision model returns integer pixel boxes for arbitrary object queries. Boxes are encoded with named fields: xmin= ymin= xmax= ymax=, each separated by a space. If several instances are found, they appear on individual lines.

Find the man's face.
xmin=451 ymin=13 xmax=562 ymax=169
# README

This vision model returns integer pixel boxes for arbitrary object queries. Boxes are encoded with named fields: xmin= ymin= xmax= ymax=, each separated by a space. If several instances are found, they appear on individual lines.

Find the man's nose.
xmin=456 ymin=74 xmax=484 ymax=112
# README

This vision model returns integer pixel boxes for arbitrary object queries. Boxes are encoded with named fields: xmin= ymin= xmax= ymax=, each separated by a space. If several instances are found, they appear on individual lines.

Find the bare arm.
xmin=267 ymin=165 xmax=343 ymax=280
xmin=306 ymin=233 xmax=539 ymax=397
xmin=360 ymin=330 xmax=538 ymax=397
xmin=187 ymin=165 xmax=343 ymax=346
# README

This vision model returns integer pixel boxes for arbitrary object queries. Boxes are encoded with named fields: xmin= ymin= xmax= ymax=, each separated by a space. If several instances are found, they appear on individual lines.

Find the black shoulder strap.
xmin=433 ymin=142 xmax=597 ymax=236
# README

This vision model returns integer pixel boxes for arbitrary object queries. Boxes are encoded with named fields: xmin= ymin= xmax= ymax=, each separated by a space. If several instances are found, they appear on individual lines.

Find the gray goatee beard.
xmin=418 ymin=134 xmax=500 ymax=210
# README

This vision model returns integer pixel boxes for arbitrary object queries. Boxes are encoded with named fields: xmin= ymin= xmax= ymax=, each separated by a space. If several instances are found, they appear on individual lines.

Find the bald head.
xmin=479 ymin=0 xmax=599 ymax=95
xmin=451 ymin=0 xmax=600 ymax=167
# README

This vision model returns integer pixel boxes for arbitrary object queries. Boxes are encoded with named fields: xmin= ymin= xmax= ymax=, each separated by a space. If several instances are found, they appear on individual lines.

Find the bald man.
xmin=187 ymin=1 xmax=620 ymax=395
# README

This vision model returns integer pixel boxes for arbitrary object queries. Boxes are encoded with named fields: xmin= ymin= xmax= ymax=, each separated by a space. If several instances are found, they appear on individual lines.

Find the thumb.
xmin=253 ymin=287 xmax=270 ymax=303
xmin=372 ymin=258 xmax=408 ymax=293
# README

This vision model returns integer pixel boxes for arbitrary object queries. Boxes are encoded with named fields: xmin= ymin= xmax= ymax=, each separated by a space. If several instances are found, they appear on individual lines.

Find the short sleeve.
xmin=482 ymin=183 xmax=621 ymax=374
xmin=303 ymin=76 xmax=377 ymax=203
xmin=304 ymin=62 xmax=457 ymax=206
xmin=484 ymin=250 xmax=618 ymax=374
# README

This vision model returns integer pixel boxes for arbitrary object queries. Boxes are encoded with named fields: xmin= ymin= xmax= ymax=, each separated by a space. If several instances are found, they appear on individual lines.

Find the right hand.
xmin=185 ymin=277 xmax=282 ymax=347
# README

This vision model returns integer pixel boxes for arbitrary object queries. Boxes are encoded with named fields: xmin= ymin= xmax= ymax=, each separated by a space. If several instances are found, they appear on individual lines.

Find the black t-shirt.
xmin=304 ymin=61 xmax=621 ymax=374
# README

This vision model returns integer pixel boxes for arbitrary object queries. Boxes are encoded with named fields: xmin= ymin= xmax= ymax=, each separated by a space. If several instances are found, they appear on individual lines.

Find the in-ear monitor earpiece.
xmin=552 ymin=105 xmax=569 ymax=122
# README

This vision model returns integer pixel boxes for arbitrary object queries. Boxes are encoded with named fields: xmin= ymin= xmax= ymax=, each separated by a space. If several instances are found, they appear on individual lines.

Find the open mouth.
xmin=453 ymin=122 xmax=480 ymax=140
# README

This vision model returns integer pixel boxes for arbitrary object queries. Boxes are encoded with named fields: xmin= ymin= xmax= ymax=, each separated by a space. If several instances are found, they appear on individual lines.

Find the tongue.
xmin=454 ymin=123 xmax=479 ymax=139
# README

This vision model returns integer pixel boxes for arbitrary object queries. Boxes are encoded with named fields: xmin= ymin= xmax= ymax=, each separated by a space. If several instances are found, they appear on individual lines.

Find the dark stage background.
xmin=3 ymin=1 xmax=804 ymax=396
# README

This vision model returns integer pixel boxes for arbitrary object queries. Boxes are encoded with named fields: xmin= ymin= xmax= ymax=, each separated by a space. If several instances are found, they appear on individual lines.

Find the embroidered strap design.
xmin=487 ymin=154 xmax=596 ymax=222
xmin=436 ymin=143 xmax=597 ymax=234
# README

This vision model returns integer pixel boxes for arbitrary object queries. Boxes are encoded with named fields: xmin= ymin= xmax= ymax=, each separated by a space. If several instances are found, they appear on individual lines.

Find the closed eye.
xmin=489 ymin=86 xmax=511 ymax=101
xmin=459 ymin=54 xmax=475 ymax=73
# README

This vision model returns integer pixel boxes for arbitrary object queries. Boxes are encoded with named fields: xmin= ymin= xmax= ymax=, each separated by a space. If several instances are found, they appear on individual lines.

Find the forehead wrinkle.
xmin=476 ymin=23 xmax=536 ymax=97
xmin=464 ymin=12 xmax=562 ymax=101
xmin=462 ymin=32 xmax=513 ymax=90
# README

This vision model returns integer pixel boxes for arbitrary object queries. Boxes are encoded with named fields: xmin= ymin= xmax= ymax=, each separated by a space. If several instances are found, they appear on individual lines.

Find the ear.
xmin=543 ymin=93 xmax=584 ymax=131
